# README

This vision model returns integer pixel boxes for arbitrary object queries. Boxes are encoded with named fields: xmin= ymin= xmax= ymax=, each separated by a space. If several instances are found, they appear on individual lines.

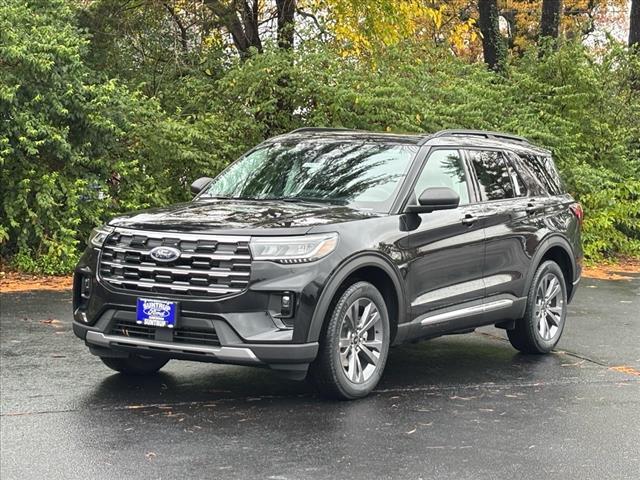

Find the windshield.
xmin=200 ymin=140 xmax=418 ymax=212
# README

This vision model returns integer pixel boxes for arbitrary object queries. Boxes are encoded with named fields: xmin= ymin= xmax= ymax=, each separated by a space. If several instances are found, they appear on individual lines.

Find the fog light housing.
xmin=81 ymin=275 xmax=92 ymax=299
xmin=281 ymin=293 xmax=294 ymax=317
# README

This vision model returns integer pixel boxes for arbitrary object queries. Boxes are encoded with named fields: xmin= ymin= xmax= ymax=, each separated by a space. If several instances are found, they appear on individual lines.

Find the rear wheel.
xmin=310 ymin=281 xmax=390 ymax=400
xmin=507 ymin=260 xmax=568 ymax=354
xmin=100 ymin=355 xmax=169 ymax=375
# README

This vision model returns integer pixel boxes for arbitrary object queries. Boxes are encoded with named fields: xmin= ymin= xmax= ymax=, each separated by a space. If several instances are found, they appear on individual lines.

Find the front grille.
xmin=110 ymin=319 xmax=221 ymax=347
xmin=173 ymin=329 xmax=220 ymax=346
xmin=98 ymin=229 xmax=251 ymax=298
xmin=110 ymin=320 xmax=155 ymax=340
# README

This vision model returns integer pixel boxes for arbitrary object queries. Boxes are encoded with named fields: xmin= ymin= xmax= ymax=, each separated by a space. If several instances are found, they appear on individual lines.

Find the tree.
xmin=478 ymin=0 xmax=506 ymax=71
xmin=276 ymin=0 xmax=296 ymax=49
xmin=204 ymin=0 xmax=262 ymax=57
xmin=203 ymin=0 xmax=297 ymax=58
xmin=540 ymin=0 xmax=562 ymax=39
xmin=631 ymin=0 xmax=640 ymax=48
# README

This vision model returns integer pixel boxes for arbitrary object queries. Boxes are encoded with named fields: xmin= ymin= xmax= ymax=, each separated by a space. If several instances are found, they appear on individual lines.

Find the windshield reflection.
xmin=201 ymin=140 xmax=418 ymax=212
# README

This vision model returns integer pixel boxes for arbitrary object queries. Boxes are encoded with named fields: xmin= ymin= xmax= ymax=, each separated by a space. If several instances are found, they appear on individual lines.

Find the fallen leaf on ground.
xmin=39 ymin=318 xmax=62 ymax=325
xmin=450 ymin=395 xmax=474 ymax=401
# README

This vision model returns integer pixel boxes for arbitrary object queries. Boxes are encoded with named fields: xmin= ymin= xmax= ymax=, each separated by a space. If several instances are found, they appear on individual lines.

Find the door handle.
xmin=525 ymin=202 xmax=543 ymax=214
xmin=461 ymin=214 xmax=477 ymax=226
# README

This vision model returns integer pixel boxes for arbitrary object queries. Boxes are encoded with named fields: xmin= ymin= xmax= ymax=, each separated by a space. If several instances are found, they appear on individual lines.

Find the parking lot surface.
xmin=1 ymin=276 xmax=639 ymax=480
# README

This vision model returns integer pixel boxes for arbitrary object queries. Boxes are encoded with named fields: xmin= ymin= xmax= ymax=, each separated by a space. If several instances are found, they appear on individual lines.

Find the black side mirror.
xmin=190 ymin=177 xmax=213 ymax=195
xmin=405 ymin=187 xmax=460 ymax=214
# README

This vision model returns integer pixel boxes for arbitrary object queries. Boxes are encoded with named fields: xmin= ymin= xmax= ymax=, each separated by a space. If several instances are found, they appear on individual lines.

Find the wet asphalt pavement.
xmin=1 ymin=277 xmax=639 ymax=480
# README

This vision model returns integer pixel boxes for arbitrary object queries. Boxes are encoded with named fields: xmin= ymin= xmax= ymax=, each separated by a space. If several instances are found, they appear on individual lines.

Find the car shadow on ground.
xmin=79 ymin=333 xmax=570 ymax=409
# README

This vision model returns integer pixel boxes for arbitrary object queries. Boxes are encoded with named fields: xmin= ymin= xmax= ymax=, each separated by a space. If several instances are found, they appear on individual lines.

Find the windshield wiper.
xmin=200 ymin=196 xmax=259 ymax=201
xmin=272 ymin=196 xmax=348 ymax=205
xmin=200 ymin=195 xmax=347 ymax=205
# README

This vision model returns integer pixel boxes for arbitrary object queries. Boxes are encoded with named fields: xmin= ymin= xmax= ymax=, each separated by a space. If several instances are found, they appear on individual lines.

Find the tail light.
xmin=570 ymin=203 xmax=584 ymax=227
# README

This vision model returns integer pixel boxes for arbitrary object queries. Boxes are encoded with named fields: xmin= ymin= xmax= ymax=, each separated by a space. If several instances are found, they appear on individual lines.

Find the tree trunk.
xmin=276 ymin=0 xmax=296 ymax=50
xmin=204 ymin=0 xmax=262 ymax=58
xmin=478 ymin=0 xmax=506 ymax=72
xmin=238 ymin=0 xmax=262 ymax=53
xmin=630 ymin=0 xmax=640 ymax=48
xmin=540 ymin=0 xmax=562 ymax=39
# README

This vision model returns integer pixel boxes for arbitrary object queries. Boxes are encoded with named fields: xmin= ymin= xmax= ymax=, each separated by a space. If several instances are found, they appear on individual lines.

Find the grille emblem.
xmin=149 ymin=246 xmax=181 ymax=263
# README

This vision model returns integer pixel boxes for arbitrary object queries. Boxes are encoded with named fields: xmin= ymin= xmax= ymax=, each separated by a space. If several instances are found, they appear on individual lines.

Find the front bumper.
xmin=73 ymin=321 xmax=318 ymax=369
xmin=72 ymin=243 xmax=334 ymax=376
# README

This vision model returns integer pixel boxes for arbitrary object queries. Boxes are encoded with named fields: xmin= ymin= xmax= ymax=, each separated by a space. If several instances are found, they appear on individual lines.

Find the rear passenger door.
xmin=464 ymin=149 xmax=538 ymax=303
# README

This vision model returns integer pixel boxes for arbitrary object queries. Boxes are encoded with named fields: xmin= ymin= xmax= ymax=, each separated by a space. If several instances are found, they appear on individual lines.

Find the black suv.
xmin=73 ymin=128 xmax=583 ymax=399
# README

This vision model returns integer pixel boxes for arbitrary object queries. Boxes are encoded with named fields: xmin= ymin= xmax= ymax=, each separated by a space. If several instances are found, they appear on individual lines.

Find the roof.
xmin=273 ymin=127 xmax=551 ymax=155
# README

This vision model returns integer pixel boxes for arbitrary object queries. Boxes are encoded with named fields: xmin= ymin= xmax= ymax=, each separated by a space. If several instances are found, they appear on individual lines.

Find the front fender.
xmin=306 ymin=252 xmax=407 ymax=343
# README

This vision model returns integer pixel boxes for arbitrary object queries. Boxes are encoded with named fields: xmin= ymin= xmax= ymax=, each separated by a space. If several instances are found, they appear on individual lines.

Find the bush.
xmin=1 ymin=2 xmax=638 ymax=273
xmin=0 ymin=0 xmax=225 ymax=273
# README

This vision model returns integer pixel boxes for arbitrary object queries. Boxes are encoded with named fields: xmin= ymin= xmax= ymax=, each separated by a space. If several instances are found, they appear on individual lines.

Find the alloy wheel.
xmin=534 ymin=272 xmax=565 ymax=341
xmin=338 ymin=298 xmax=384 ymax=384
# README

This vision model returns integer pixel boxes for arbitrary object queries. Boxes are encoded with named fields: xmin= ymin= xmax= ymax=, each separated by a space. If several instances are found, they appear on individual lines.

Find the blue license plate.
xmin=136 ymin=298 xmax=178 ymax=328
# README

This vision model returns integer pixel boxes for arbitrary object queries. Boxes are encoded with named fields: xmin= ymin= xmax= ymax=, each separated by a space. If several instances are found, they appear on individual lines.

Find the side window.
xmin=468 ymin=150 xmax=514 ymax=201
xmin=506 ymin=152 xmax=546 ymax=197
xmin=521 ymin=154 xmax=564 ymax=195
xmin=414 ymin=150 xmax=469 ymax=205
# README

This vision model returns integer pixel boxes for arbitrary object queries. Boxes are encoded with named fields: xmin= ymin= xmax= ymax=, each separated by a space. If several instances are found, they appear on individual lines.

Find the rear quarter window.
xmin=520 ymin=153 xmax=565 ymax=195
xmin=505 ymin=152 xmax=547 ymax=197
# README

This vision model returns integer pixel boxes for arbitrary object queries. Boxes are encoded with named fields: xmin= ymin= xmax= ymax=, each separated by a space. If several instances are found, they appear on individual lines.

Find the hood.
xmin=108 ymin=199 xmax=380 ymax=234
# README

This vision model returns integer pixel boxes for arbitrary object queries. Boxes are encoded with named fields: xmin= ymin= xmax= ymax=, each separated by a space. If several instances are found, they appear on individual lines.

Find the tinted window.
xmin=201 ymin=140 xmax=418 ymax=212
xmin=468 ymin=150 xmax=514 ymax=200
xmin=506 ymin=152 xmax=547 ymax=197
xmin=521 ymin=154 xmax=564 ymax=195
xmin=414 ymin=150 xmax=469 ymax=205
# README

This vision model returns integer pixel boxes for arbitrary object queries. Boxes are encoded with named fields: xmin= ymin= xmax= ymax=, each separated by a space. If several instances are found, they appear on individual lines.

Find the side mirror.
xmin=190 ymin=177 xmax=213 ymax=195
xmin=405 ymin=187 xmax=460 ymax=214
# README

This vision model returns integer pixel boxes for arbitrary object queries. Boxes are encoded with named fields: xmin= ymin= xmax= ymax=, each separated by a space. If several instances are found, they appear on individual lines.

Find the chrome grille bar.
xmin=99 ymin=260 xmax=250 ymax=278
xmin=98 ymin=229 xmax=252 ymax=298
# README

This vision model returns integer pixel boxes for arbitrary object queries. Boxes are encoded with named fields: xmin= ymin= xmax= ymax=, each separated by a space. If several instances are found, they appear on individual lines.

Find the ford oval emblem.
xmin=149 ymin=246 xmax=181 ymax=263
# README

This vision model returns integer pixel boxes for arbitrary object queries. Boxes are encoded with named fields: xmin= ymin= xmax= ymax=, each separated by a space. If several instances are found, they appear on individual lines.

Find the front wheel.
xmin=310 ymin=281 xmax=390 ymax=400
xmin=507 ymin=260 xmax=568 ymax=354
xmin=100 ymin=355 xmax=169 ymax=375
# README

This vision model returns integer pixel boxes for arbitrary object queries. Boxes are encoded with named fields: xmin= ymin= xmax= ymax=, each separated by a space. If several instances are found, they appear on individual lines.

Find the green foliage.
xmin=572 ymin=166 xmax=640 ymax=261
xmin=1 ymin=0 xmax=639 ymax=273
xmin=0 ymin=0 xmax=225 ymax=273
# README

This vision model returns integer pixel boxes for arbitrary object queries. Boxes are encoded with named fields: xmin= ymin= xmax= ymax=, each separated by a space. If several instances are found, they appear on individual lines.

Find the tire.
xmin=310 ymin=281 xmax=391 ymax=400
xmin=507 ymin=260 xmax=568 ymax=354
xmin=100 ymin=355 xmax=169 ymax=375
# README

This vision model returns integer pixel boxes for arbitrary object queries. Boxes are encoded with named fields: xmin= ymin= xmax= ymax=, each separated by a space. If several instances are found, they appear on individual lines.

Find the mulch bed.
xmin=1 ymin=257 xmax=639 ymax=293
xmin=0 ymin=271 xmax=73 ymax=293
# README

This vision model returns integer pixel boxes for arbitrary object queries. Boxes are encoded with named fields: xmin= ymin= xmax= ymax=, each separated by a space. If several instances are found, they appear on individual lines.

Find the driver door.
xmin=404 ymin=148 xmax=486 ymax=334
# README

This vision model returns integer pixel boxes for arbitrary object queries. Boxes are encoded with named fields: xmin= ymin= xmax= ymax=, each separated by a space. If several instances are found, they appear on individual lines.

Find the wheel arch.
xmin=306 ymin=253 xmax=406 ymax=343
xmin=525 ymin=235 xmax=577 ymax=301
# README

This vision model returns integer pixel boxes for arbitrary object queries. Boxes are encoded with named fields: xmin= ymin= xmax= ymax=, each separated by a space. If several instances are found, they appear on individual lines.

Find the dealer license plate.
xmin=136 ymin=298 xmax=178 ymax=328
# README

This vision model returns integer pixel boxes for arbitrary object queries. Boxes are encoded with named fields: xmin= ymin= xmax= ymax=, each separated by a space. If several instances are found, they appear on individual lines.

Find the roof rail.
xmin=430 ymin=129 xmax=530 ymax=144
xmin=289 ymin=127 xmax=362 ymax=134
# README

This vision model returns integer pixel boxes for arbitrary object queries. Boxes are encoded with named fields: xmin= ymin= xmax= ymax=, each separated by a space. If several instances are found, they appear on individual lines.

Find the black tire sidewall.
xmin=326 ymin=282 xmax=390 ymax=399
xmin=100 ymin=355 xmax=169 ymax=375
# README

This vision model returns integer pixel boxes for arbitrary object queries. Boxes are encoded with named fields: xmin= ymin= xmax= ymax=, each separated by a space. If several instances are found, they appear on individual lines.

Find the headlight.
xmin=250 ymin=233 xmax=338 ymax=263
xmin=89 ymin=225 xmax=114 ymax=248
